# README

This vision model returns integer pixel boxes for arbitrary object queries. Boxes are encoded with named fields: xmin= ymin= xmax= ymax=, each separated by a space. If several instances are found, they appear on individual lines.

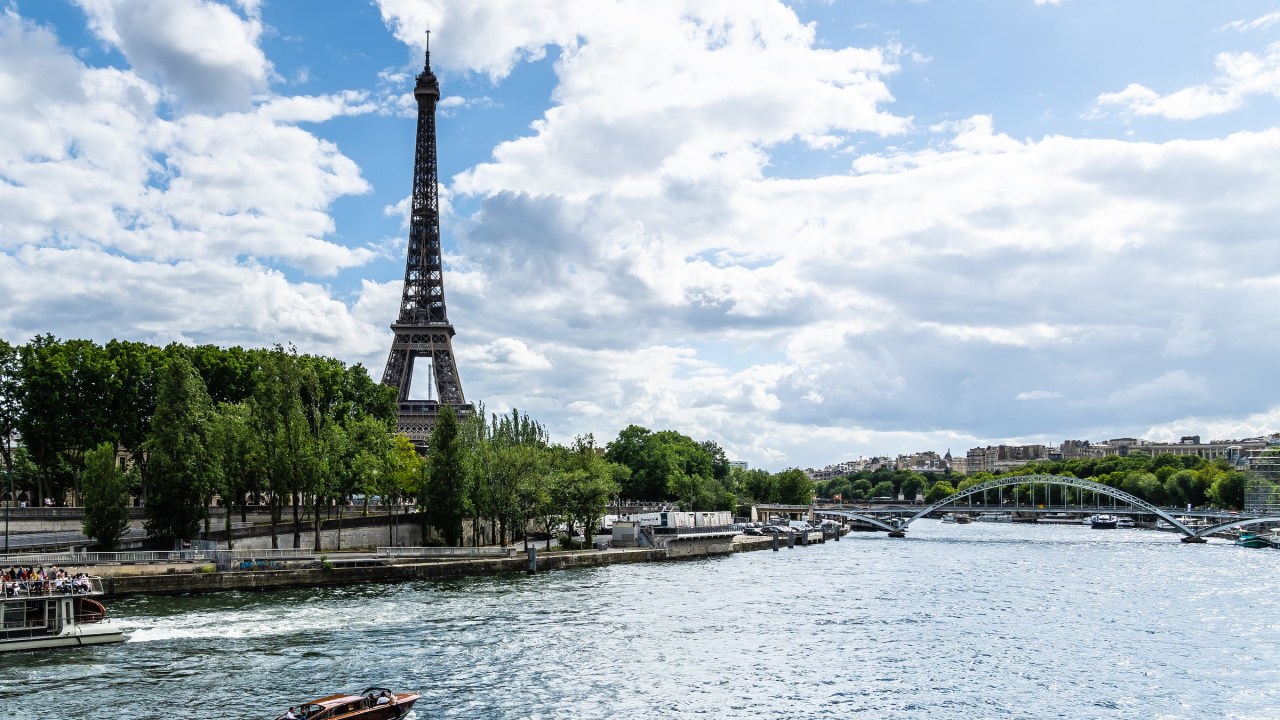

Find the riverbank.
xmin=86 ymin=532 xmax=812 ymax=596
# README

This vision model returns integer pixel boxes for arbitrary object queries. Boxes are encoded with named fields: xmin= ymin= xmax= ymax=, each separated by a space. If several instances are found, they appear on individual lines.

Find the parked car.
xmin=743 ymin=527 xmax=763 ymax=536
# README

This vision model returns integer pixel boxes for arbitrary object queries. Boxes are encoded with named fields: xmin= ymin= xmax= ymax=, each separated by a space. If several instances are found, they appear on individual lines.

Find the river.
xmin=4 ymin=520 xmax=1278 ymax=719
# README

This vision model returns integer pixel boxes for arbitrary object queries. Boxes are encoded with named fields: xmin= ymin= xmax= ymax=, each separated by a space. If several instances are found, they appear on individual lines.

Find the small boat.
xmin=975 ymin=513 xmax=1012 ymax=523
xmin=953 ymin=514 xmax=973 ymax=524
xmin=1090 ymin=514 xmax=1119 ymax=529
xmin=941 ymin=514 xmax=956 ymax=524
xmin=274 ymin=687 xmax=420 ymax=720
xmin=1 ymin=575 xmax=125 ymax=653
xmin=1235 ymin=531 xmax=1270 ymax=549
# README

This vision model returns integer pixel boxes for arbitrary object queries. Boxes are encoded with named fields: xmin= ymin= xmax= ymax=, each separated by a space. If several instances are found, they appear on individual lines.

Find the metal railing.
xmin=2 ymin=576 xmax=104 ymax=597
xmin=0 ymin=548 xmax=314 ymax=565
xmin=375 ymin=546 xmax=517 ymax=559
xmin=655 ymin=524 xmax=742 ymax=538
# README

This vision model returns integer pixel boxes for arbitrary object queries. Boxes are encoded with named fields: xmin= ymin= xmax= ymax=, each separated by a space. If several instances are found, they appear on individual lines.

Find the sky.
xmin=2 ymin=0 xmax=1280 ymax=472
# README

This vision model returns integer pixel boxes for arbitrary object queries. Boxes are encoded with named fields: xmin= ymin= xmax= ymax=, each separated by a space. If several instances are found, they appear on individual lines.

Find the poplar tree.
xmin=144 ymin=356 xmax=215 ymax=546
xmin=81 ymin=442 xmax=131 ymax=550
xmin=424 ymin=405 xmax=469 ymax=546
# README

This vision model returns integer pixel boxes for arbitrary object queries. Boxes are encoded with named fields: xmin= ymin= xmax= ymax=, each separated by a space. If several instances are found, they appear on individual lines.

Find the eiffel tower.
xmin=381 ymin=34 xmax=472 ymax=445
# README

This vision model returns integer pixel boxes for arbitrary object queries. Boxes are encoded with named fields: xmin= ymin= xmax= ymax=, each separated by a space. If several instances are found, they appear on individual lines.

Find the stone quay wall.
xmin=93 ymin=533 xmax=810 ymax=597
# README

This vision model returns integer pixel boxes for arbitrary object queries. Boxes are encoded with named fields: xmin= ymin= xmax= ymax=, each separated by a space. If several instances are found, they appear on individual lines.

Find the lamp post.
xmin=4 ymin=467 xmax=10 ymax=556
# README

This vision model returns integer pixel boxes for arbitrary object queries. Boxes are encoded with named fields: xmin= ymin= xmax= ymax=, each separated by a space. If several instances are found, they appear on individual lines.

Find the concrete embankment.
xmin=92 ymin=532 xmax=816 ymax=597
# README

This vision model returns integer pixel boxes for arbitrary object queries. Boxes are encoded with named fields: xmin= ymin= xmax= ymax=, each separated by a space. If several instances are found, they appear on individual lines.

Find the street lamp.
xmin=4 ymin=467 xmax=11 ymax=556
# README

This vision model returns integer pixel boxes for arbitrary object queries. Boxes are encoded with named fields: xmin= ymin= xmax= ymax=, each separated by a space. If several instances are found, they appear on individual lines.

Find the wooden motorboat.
xmin=274 ymin=687 xmax=420 ymax=720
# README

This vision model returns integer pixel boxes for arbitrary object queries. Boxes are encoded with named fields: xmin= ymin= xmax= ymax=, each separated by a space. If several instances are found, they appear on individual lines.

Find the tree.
xmin=1208 ymin=463 xmax=1246 ymax=510
xmin=1163 ymin=469 xmax=1197 ymax=508
xmin=0 ymin=339 xmax=19 ymax=479
xmin=899 ymin=472 xmax=926 ymax=503
xmin=605 ymin=425 xmax=669 ymax=500
xmin=924 ymin=479 xmax=956 ymax=503
xmin=773 ymin=468 xmax=815 ymax=506
xmin=850 ymin=478 xmax=873 ymax=502
xmin=81 ymin=442 xmax=131 ymax=550
xmin=424 ymin=405 xmax=469 ymax=546
xmin=1121 ymin=471 xmax=1163 ymax=505
xmin=208 ymin=402 xmax=262 ymax=548
xmin=144 ymin=356 xmax=215 ymax=546
xmin=870 ymin=480 xmax=896 ymax=500
xmin=555 ymin=435 xmax=619 ymax=546
xmin=18 ymin=335 xmax=116 ymax=505
xmin=250 ymin=346 xmax=311 ymax=548
xmin=383 ymin=433 xmax=424 ymax=546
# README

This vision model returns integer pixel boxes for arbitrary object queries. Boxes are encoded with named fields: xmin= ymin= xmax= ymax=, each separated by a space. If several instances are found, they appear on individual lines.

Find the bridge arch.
xmin=1195 ymin=516 xmax=1280 ymax=538
xmin=811 ymin=511 xmax=899 ymax=533
xmin=893 ymin=475 xmax=1201 ymax=536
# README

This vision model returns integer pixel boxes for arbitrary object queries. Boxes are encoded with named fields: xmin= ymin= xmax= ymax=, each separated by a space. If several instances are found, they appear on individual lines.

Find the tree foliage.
xmin=81 ymin=442 xmax=131 ymax=550
xmin=144 ymin=356 xmax=215 ymax=546
xmin=425 ymin=405 xmax=469 ymax=546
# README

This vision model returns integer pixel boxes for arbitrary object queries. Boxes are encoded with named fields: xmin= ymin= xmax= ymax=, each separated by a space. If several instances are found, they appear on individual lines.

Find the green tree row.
xmin=0 ymin=336 xmax=403 ymax=549
xmin=814 ymin=452 xmax=1253 ymax=510
xmin=603 ymin=424 xmax=814 ymax=510
xmin=419 ymin=406 xmax=622 ymax=549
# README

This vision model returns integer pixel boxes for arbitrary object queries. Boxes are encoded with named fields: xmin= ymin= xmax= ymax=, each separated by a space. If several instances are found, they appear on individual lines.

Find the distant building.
xmin=1245 ymin=446 xmax=1280 ymax=515
xmin=729 ymin=460 xmax=749 ymax=471
xmin=964 ymin=444 xmax=1048 ymax=474
xmin=804 ymin=456 xmax=897 ymax=481
xmin=896 ymin=450 xmax=949 ymax=473
xmin=806 ymin=432 xmax=1279 ymax=483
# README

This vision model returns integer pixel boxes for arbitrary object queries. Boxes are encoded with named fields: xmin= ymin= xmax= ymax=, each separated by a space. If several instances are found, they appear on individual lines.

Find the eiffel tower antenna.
xmin=381 ymin=33 xmax=472 ymax=446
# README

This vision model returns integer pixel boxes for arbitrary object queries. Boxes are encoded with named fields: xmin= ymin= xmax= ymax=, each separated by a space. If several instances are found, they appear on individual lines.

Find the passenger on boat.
xmin=376 ymin=691 xmax=392 ymax=705
xmin=284 ymin=708 xmax=298 ymax=720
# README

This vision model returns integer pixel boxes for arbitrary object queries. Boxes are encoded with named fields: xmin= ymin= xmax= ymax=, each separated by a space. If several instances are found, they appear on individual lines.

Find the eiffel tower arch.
xmin=381 ymin=34 xmax=473 ymax=446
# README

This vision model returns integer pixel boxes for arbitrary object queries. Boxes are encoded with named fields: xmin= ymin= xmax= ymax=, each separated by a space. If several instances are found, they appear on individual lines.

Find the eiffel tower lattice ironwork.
xmin=381 ymin=35 xmax=473 ymax=445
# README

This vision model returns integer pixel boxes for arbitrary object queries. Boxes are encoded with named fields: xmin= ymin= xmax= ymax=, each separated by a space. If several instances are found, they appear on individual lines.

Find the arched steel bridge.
xmin=816 ymin=474 xmax=1280 ymax=542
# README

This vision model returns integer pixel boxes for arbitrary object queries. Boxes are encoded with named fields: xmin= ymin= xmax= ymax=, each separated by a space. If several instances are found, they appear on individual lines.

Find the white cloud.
xmin=1096 ymin=43 xmax=1280 ymax=120
xmin=74 ymin=0 xmax=272 ymax=112
xmin=1145 ymin=406 xmax=1280 ymax=444
xmin=1222 ymin=11 xmax=1280 ymax=33
xmin=1163 ymin=315 xmax=1213 ymax=358
xmin=6 ymin=1 xmax=1280 ymax=470
xmin=0 ymin=4 xmax=389 ymax=372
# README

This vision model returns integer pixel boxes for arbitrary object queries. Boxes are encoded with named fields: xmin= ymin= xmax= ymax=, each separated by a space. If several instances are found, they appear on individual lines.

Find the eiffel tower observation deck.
xmin=381 ymin=33 xmax=473 ymax=446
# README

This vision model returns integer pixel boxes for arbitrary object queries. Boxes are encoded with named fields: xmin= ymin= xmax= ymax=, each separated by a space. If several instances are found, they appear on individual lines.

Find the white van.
xmin=788 ymin=520 xmax=814 ymax=533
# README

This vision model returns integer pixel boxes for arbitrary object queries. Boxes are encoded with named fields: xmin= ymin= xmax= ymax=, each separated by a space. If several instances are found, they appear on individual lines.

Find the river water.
xmin=4 ymin=520 xmax=1279 ymax=720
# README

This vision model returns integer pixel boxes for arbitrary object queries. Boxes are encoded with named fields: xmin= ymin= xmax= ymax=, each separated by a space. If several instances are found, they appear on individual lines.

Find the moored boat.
xmin=953 ymin=514 xmax=973 ymax=524
xmin=274 ymin=687 xmax=420 ymax=720
xmin=1 ymin=575 xmax=125 ymax=652
xmin=1090 ymin=514 xmax=1119 ymax=529
xmin=1235 ymin=531 xmax=1270 ymax=549
xmin=941 ymin=513 xmax=956 ymax=524
xmin=975 ymin=513 xmax=1012 ymax=523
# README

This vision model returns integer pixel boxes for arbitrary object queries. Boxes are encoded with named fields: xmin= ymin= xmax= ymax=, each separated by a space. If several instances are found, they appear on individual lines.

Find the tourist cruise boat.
xmin=1 ymin=575 xmax=125 ymax=652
